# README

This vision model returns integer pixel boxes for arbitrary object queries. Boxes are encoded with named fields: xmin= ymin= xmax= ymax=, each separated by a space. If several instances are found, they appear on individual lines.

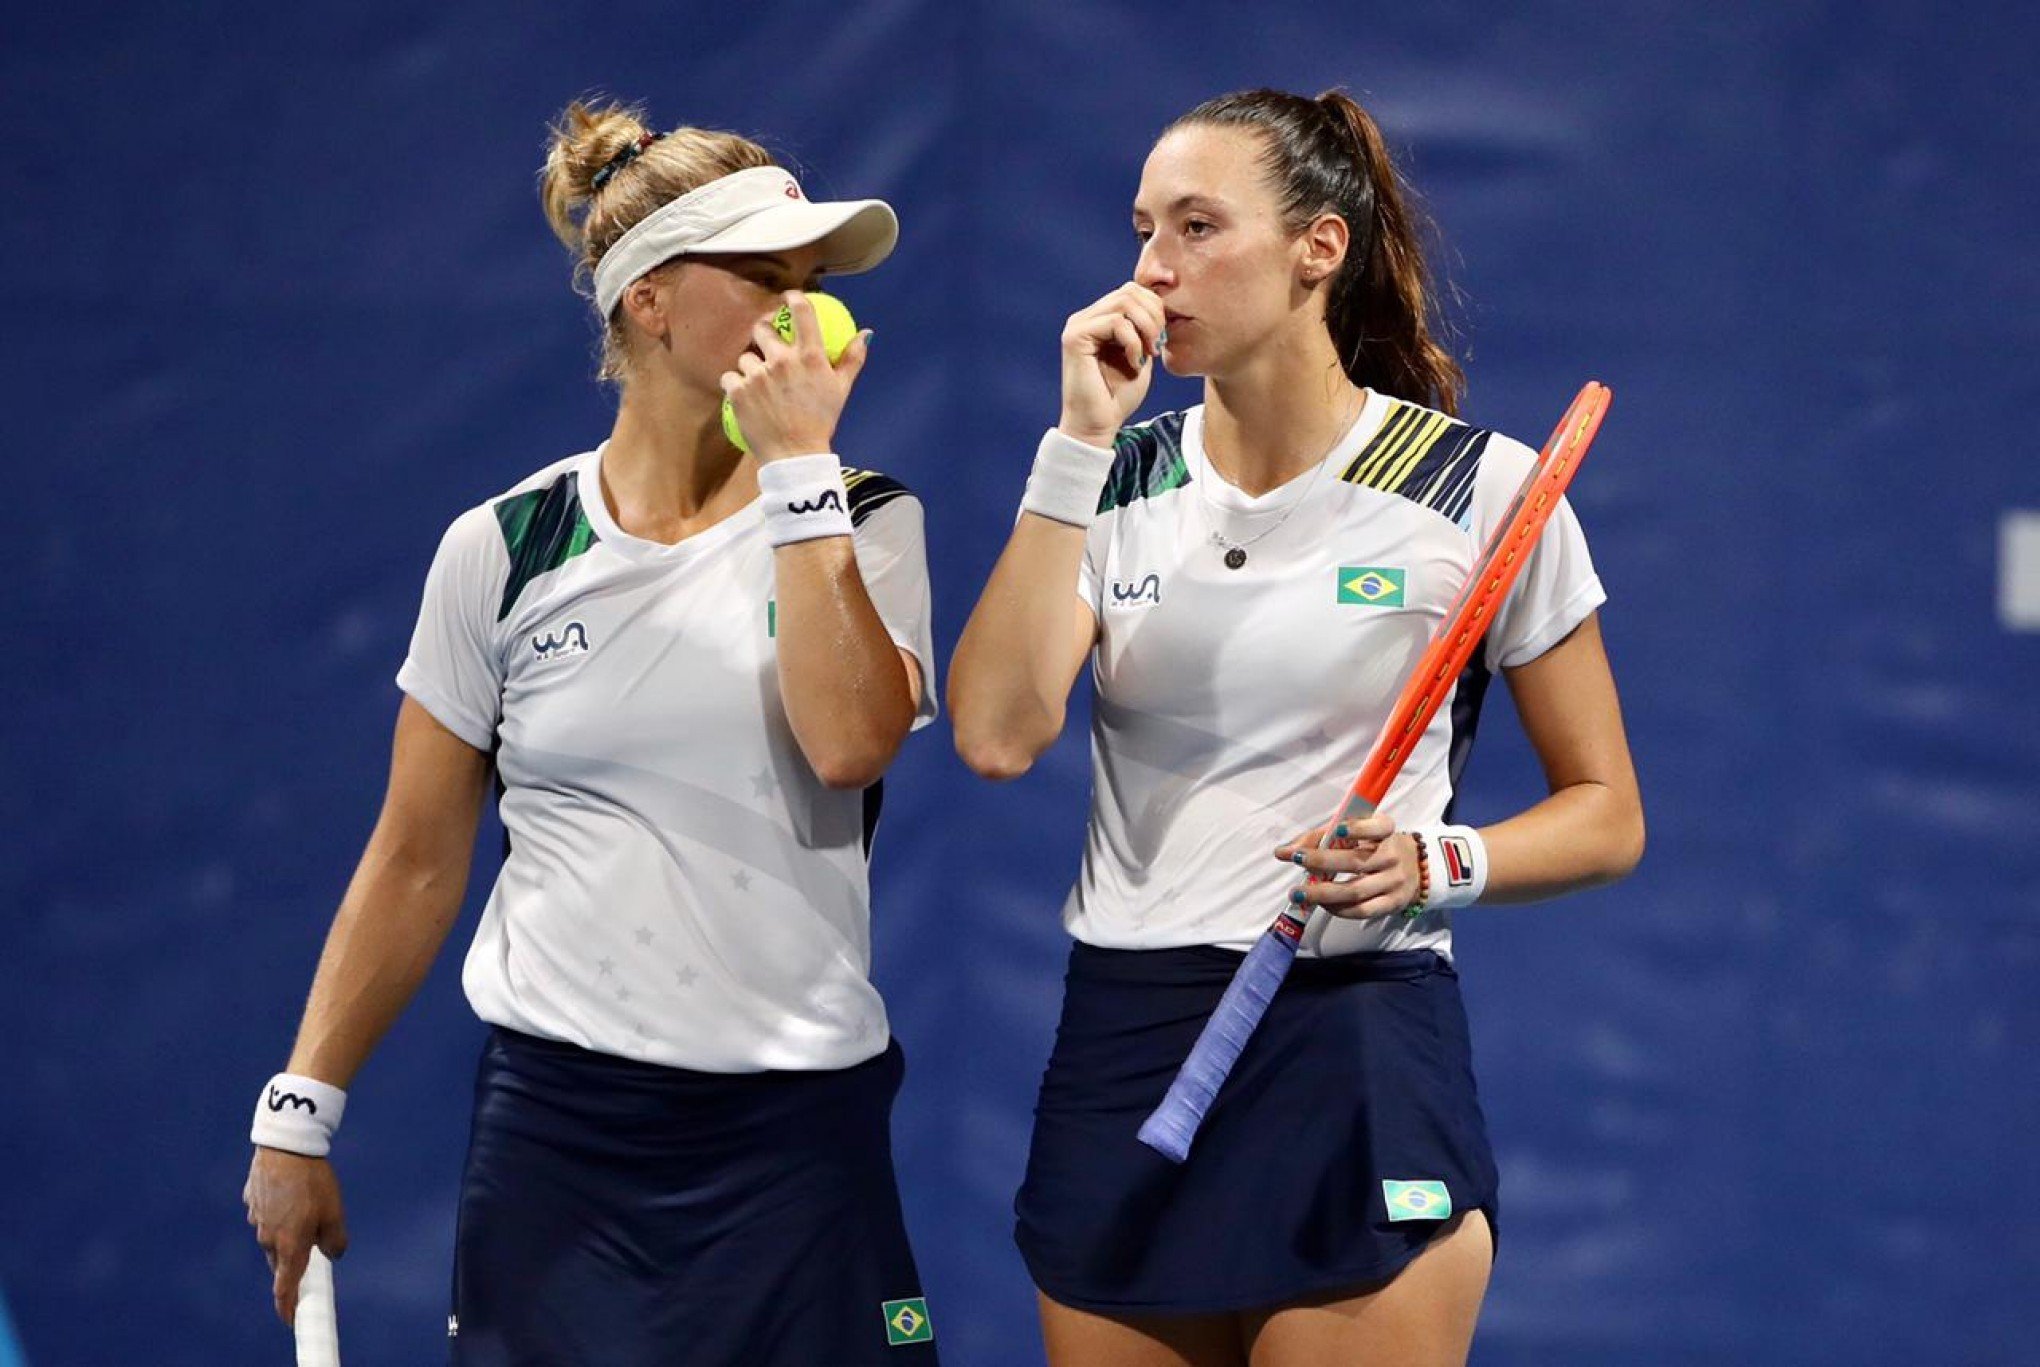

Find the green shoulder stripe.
xmin=1097 ymin=411 xmax=1192 ymax=513
xmin=493 ymin=471 xmax=597 ymax=621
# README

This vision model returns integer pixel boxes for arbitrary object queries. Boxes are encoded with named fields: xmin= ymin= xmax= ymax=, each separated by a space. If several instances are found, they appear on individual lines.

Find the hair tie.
xmin=591 ymin=131 xmax=664 ymax=192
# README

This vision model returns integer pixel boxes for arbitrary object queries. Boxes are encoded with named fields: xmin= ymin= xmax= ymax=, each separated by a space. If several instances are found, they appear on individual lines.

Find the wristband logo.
xmin=788 ymin=490 xmax=844 ymax=516
xmin=1438 ymin=835 xmax=1476 ymax=887
xmin=267 ymin=1086 xmax=319 ymax=1116
xmin=1110 ymin=574 xmax=1162 ymax=607
xmin=533 ymin=621 xmax=591 ymax=661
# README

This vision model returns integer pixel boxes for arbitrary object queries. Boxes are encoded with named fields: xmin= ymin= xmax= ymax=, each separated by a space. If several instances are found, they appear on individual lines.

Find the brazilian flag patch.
xmin=1338 ymin=566 xmax=1406 ymax=606
xmin=1383 ymin=1179 xmax=1452 ymax=1222
xmin=882 ymin=1297 xmax=934 ymax=1346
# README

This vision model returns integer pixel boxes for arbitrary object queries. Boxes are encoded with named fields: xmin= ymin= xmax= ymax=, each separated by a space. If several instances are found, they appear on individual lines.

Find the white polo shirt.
xmin=397 ymin=445 xmax=937 ymax=1072
xmin=1071 ymin=392 xmax=1604 ymax=960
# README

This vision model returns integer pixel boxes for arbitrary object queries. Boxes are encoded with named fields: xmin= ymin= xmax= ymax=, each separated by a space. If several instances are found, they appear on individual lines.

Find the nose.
xmin=1134 ymin=236 xmax=1173 ymax=291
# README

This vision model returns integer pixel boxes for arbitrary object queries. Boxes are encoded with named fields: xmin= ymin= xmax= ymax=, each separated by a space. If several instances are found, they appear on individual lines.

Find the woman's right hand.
xmin=244 ymin=1146 xmax=349 ymax=1326
xmin=1058 ymin=282 xmax=1166 ymax=447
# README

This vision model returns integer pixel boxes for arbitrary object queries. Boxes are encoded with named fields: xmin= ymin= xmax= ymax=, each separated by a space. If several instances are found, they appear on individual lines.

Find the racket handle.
xmin=1137 ymin=928 xmax=1300 ymax=1163
xmin=295 ymin=1248 xmax=341 ymax=1367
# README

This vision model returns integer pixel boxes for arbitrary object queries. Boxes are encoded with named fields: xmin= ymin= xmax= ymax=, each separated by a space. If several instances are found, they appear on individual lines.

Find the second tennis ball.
xmin=722 ymin=291 xmax=860 ymax=454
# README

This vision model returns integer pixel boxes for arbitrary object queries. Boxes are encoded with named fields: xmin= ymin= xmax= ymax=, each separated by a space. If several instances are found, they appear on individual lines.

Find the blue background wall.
xmin=5 ymin=3 xmax=2036 ymax=1363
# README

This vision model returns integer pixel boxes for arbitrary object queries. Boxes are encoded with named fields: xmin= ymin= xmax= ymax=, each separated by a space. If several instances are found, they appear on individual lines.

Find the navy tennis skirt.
xmin=450 ymin=1027 xmax=938 ymax=1365
xmin=1015 ymin=943 xmax=1499 ymax=1314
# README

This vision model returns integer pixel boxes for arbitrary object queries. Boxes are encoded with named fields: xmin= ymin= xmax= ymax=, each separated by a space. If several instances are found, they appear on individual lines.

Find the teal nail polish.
xmin=1288 ymin=889 xmax=1306 ymax=906
xmin=1335 ymin=823 xmax=1349 ymax=839
xmin=1291 ymin=851 xmax=1306 ymax=866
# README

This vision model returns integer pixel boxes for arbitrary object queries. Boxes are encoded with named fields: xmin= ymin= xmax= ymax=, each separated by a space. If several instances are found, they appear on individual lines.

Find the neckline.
xmin=1189 ymin=389 xmax=1390 ymax=514
xmin=574 ymin=443 xmax=761 ymax=564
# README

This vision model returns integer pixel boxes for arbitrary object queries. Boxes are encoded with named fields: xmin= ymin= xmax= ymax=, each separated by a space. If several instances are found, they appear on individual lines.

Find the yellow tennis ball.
xmin=722 ymin=291 xmax=860 ymax=454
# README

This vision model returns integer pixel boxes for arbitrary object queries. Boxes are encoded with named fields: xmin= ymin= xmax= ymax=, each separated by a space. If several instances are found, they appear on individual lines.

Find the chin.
xmin=1158 ymin=343 xmax=1202 ymax=379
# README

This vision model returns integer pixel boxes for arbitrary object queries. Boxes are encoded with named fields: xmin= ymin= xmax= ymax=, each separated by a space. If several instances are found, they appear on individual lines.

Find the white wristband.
xmin=1411 ymin=823 xmax=1489 ymax=909
xmin=757 ymin=453 xmax=853 ymax=546
xmin=250 ymin=1073 xmax=348 ymax=1157
xmin=1020 ymin=428 xmax=1117 ymax=528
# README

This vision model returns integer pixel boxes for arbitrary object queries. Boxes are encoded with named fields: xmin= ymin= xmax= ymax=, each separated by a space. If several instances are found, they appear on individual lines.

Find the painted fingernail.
xmin=1291 ymin=851 xmax=1307 ymax=866
xmin=1289 ymin=889 xmax=1307 ymax=906
xmin=1335 ymin=823 xmax=1349 ymax=839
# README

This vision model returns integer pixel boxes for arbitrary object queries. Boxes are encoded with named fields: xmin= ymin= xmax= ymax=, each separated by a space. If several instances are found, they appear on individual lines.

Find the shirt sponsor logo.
xmin=1110 ymin=573 xmax=1162 ymax=607
xmin=1383 ymin=1179 xmax=1452 ymax=1222
xmin=882 ymin=1297 xmax=934 ymax=1346
xmin=1338 ymin=566 xmax=1406 ymax=606
xmin=532 ymin=621 xmax=591 ymax=660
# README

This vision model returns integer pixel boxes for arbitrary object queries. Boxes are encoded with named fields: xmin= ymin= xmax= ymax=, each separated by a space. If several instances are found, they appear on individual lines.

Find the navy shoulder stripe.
xmin=493 ymin=471 xmax=597 ymax=622
xmin=842 ymin=467 xmax=912 ymax=528
xmin=1339 ymin=401 xmax=1491 ymax=527
xmin=1097 ymin=411 xmax=1192 ymax=513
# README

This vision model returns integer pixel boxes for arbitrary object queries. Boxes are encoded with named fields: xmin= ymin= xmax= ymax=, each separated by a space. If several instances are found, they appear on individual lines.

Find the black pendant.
xmin=1224 ymin=547 xmax=1248 ymax=570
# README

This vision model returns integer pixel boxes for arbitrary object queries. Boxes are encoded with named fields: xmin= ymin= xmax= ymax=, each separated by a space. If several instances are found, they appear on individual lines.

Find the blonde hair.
xmin=539 ymin=97 xmax=776 ymax=382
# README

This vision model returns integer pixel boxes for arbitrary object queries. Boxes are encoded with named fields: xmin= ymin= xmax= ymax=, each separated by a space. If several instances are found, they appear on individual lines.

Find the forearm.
xmin=1472 ymin=779 xmax=1645 ymax=905
xmin=948 ymin=515 xmax=1092 ymax=778
xmin=286 ymin=827 xmax=472 ymax=1086
xmin=773 ymin=536 xmax=916 ymax=788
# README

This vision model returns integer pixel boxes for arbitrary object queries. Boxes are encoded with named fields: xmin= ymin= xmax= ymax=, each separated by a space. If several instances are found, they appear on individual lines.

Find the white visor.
xmin=591 ymin=165 xmax=898 ymax=318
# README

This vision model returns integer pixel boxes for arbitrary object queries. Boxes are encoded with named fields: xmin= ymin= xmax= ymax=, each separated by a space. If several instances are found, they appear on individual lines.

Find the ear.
xmin=1297 ymin=211 xmax=1350 ymax=286
xmin=619 ymin=273 xmax=670 ymax=345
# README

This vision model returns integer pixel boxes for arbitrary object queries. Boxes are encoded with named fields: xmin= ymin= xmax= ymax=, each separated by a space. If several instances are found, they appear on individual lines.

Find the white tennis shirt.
xmin=1071 ymin=392 xmax=1604 ymax=959
xmin=397 ymin=445 xmax=937 ymax=1072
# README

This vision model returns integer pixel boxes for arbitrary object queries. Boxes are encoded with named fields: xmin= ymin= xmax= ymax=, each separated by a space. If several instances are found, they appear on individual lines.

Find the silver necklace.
xmin=1195 ymin=401 xmax=1360 ymax=570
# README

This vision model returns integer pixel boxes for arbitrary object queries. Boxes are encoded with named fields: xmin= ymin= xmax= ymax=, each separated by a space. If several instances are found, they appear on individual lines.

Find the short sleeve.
xmin=851 ymin=495 xmax=940 ymax=728
xmin=394 ymin=506 xmax=507 ymax=750
xmin=1469 ymin=435 xmax=1608 ymax=671
xmin=1076 ymin=523 xmax=1106 ymax=615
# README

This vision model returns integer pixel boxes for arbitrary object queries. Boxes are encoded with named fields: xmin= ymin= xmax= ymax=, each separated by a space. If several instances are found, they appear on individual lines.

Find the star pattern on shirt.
xmin=596 ymin=957 xmax=616 ymax=977
xmin=634 ymin=927 xmax=654 ymax=946
xmin=731 ymin=869 xmax=753 ymax=892
xmin=674 ymin=965 xmax=699 ymax=988
xmin=615 ymin=986 xmax=631 ymax=1004
xmin=749 ymin=769 xmax=778 ymax=798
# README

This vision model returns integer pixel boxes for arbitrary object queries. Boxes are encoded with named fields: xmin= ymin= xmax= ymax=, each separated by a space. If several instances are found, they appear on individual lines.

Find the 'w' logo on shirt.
xmin=533 ymin=621 xmax=591 ymax=660
xmin=1111 ymin=574 xmax=1162 ymax=606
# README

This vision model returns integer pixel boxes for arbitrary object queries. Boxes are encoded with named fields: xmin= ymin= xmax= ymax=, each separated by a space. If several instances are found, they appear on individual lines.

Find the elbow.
xmin=953 ymin=732 xmax=1039 ymax=782
xmin=949 ymin=702 xmax=1054 ymax=782
xmin=1601 ymin=807 xmax=1647 ymax=883
xmin=810 ymin=744 xmax=899 ymax=791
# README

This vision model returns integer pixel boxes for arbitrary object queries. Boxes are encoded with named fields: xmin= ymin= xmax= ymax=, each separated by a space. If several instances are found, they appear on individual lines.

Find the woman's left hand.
xmin=721 ymin=292 xmax=872 ymax=462
xmin=1273 ymin=813 xmax=1422 ymax=919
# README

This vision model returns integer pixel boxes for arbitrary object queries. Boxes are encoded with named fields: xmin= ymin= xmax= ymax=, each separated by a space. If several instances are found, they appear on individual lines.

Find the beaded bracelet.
xmin=1403 ymin=831 xmax=1431 ymax=920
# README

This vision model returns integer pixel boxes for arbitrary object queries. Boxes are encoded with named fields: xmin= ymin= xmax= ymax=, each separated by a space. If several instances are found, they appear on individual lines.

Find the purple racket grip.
xmin=1137 ymin=925 xmax=1302 ymax=1162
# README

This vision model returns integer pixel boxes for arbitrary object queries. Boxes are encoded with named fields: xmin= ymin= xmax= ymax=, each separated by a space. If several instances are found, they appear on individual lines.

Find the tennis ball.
xmin=722 ymin=291 xmax=860 ymax=454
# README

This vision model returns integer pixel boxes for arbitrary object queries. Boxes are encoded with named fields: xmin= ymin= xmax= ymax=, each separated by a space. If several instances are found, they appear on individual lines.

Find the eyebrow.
xmin=1132 ymin=194 xmax=1229 ymax=221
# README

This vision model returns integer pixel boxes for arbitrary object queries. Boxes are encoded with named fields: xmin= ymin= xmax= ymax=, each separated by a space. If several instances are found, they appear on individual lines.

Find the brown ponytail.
xmin=1167 ymin=88 xmax=1464 ymax=416
xmin=539 ymin=97 xmax=777 ymax=381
